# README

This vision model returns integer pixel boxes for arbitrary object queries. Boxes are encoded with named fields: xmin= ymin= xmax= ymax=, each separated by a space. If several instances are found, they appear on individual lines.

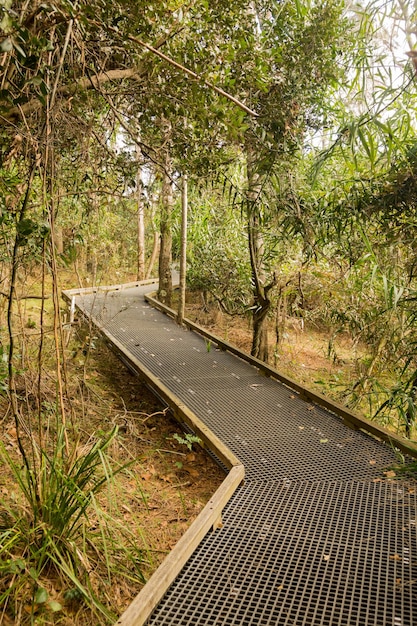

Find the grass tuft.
xmin=0 ymin=426 xmax=147 ymax=624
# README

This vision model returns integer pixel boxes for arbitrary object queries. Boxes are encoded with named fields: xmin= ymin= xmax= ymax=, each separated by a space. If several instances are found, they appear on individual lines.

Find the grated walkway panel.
xmin=149 ymin=480 xmax=417 ymax=626
xmin=71 ymin=286 xmax=417 ymax=625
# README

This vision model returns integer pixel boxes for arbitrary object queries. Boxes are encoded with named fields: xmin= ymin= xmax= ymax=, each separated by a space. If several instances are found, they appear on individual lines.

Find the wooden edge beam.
xmin=62 ymin=278 xmax=158 ymax=298
xmin=144 ymin=292 xmax=417 ymax=460
xmin=68 ymin=299 xmax=241 ymax=469
xmin=115 ymin=463 xmax=244 ymax=626
xmin=63 ymin=289 xmax=246 ymax=625
xmin=103 ymin=330 xmax=241 ymax=469
xmin=64 ymin=283 xmax=417 ymax=624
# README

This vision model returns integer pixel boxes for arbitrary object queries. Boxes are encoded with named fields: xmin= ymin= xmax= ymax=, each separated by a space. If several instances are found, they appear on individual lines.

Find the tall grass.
xmin=0 ymin=425 xmax=147 ymax=624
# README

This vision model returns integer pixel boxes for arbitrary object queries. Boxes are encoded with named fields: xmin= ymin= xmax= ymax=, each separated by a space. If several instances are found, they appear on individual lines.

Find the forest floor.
xmin=180 ymin=292 xmax=417 ymax=441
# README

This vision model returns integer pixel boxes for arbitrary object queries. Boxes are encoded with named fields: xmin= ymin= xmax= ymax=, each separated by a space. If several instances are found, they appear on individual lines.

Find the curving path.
xmin=66 ymin=282 xmax=417 ymax=626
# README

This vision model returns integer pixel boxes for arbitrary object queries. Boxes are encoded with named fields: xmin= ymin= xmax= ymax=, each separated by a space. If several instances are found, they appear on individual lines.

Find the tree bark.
xmin=406 ymin=374 xmax=417 ymax=437
xmin=54 ymin=225 xmax=64 ymax=255
xmin=246 ymin=144 xmax=273 ymax=362
xmin=145 ymin=193 xmax=159 ymax=278
xmin=146 ymin=231 xmax=159 ymax=279
xmin=252 ymin=300 xmax=271 ymax=362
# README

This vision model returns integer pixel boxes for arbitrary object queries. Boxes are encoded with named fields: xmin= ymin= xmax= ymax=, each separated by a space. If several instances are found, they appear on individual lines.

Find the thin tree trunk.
xmin=86 ymin=240 xmax=97 ymax=282
xmin=146 ymin=229 xmax=159 ymax=279
xmin=177 ymin=174 xmax=188 ymax=324
xmin=54 ymin=225 xmax=64 ymax=255
xmin=136 ymin=144 xmax=146 ymax=281
xmin=145 ymin=187 xmax=159 ymax=278
xmin=158 ymin=123 xmax=173 ymax=306
xmin=406 ymin=374 xmax=417 ymax=438
xmin=7 ymin=164 xmax=38 ymax=478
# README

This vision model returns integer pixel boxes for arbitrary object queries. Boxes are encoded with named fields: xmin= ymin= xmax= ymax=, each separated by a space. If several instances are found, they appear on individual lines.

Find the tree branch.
xmin=2 ymin=68 xmax=143 ymax=123
xmin=100 ymin=23 xmax=259 ymax=118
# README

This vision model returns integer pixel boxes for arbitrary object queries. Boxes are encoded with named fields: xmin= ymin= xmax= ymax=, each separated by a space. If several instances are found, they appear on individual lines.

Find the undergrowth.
xmin=0 ymin=424 xmax=148 ymax=624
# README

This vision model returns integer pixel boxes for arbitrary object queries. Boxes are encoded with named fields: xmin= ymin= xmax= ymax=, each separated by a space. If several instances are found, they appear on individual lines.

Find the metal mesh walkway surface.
xmin=69 ymin=284 xmax=417 ymax=626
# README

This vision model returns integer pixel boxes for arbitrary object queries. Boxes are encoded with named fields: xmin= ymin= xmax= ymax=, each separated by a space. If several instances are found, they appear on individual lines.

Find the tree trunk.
xmin=406 ymin=374 xmax=417 ymax=438
xmin=146 ymin=230 xmax=159 ymax=279
xmin=252 ymin=300 xmax=271 ymax=362
xmin=177 ymin=174 xmax=188 ymax=324
xmin=54 ymin=225 xmax=64 ymax=255
xmin=136 ymin=145 xmax=146 ymax=281
xmin=86 ymin=241 xmax=97 ymax=282
xmin=246 ymin=144 xmax=272 ymax=361
xmin=158 ymin=125 xmax=173 ymax=306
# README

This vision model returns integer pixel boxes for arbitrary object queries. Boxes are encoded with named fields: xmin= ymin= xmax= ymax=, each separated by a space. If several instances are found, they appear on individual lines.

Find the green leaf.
xmin=8 ymin=558 xmax=25 ymax=573
xmin=48 ymin=600 xmax=63 ymax=612
xmin=40 ymin=80 xmax=49 ymax=96
xmin=0 ymin=38 xmax=13 ymax=52
xmin=13 ymin=41 xmax=26 ymax=58
xmin=15 ymin=558 xmax=25 ymax=571
xmin=17 ymin=218 xmax=37 ymax=237
xmin=35 ymin=587 xmax=48 ymax=604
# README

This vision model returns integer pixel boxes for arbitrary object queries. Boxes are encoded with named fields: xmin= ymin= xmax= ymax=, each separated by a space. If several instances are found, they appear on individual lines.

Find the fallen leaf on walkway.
xmin=384 ymin=470 xmax=397 ymax=478
xmin=323 ymin=555 xmax=330 ymax=561
xmin=369 ymin=460 xmax=376 ymax=465
xmin=320 ymin=439 xmax=329 ymax=444
xmin=390 ymin=554 xmax=401 ymax=561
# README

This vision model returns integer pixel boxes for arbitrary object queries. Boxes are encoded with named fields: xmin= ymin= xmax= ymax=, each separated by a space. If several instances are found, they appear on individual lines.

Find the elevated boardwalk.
xmin=64 ymin=282 xmax=417 ymax=626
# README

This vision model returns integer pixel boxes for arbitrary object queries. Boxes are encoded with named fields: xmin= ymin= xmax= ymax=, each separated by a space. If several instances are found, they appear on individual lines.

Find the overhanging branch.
xmin=101 ymin=23 xmax=259 ymax=118
xmin=2 ymin=68 xmax=142 ymax=123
